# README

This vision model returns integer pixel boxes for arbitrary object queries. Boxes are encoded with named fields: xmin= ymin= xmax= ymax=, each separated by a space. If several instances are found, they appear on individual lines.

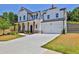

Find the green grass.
xmin=42 ymin=33 xmax=79 ymax=54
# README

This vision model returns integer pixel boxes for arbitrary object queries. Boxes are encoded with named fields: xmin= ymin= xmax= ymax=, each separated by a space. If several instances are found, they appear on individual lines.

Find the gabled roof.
xmin=42 ymin=7 xmax=57 ymax=12
xmin=60 ymin=8 xmax=66 ymax=11
xmin=19 ymin=6 xmax=66 ymax=15
xmin=19 ymin=7 xmax=32 ymax=13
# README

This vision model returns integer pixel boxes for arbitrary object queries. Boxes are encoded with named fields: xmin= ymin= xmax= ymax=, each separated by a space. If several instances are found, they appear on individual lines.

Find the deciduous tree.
xmin=0 ymin=19 xmax=11 ymax=35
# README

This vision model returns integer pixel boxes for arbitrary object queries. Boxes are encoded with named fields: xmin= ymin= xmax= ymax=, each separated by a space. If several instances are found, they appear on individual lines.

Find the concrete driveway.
xmin=0 ymin=34 xmax=60 ymax=54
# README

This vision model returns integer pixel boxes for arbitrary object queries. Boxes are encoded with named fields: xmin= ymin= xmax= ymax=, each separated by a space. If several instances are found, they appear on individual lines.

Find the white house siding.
xmin=24 ymin=22 xmax=28 ymax=31
xmin=34 ymin=20 xmax=42 ymax=32
xmin=43 ymin=9 xmax=64 ymax=20
xmin=27 ymin=20 xmax=42 ymax=32
xmin=18 ymin=10 xmax=27 ymax=22
xmin=41 ymin=21 xmax=64 ymax=34
xmin=17 ymin=7 xmax=67 ymax=34
xmin=19 ymin=23 xmax=22 ymax=31
xmin=28 ymin=12 xmax=41 ymax=20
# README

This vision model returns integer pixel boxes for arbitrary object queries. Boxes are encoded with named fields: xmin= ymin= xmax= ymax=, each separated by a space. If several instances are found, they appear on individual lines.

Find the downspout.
xmin=40 ymin=12 xmax=44 ymax=34
xmin=64 ymin=9 xmax=67 ymax=34
xmin=27 ymin=13 xmax=29 ymax=31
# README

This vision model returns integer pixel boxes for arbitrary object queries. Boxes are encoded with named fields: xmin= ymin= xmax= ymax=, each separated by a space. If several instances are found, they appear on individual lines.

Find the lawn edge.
xmin=41 ymin=34 xmax=64 ymax=54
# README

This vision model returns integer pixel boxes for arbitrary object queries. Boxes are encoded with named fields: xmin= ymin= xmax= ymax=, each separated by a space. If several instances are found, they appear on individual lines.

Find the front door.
xmin=30 ymin=25 xmax=33 ymax=33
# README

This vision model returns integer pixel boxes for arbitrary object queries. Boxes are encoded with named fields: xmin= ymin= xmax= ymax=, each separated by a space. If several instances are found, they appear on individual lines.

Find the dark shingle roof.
xmin=60 ymin=8 xmax=66 ymax=11
xmin=19 ymin=7 xmax=32 ymax=13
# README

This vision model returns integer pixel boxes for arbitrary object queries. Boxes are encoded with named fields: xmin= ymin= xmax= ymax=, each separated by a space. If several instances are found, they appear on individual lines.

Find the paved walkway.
xmin=0 ymin=34 xmax=60 ymax=54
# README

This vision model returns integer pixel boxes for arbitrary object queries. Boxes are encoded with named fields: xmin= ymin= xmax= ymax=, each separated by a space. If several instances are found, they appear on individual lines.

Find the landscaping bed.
xmin=42 ymin=33 xmax=79 ymax=54
xmin=0 ymin=34 xmax=23 ymax=41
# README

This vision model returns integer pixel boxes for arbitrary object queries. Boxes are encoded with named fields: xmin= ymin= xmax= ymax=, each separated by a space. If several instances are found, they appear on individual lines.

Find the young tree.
xmin=0 ymin=19 xmax=11 ymax=35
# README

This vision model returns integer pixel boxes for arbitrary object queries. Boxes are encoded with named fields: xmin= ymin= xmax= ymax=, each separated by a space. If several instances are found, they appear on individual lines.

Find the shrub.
xmin=25 ymin=31 xmax=32 ymax=34
xmin=0 ymin=19 xmax=11 ymax=35
xmin=10 ymin=31 xmax=18 ymax=35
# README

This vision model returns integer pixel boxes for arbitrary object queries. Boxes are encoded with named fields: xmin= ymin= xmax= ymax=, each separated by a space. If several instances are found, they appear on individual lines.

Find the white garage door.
xmin=41 ymin=21 xmax=64 ymax=34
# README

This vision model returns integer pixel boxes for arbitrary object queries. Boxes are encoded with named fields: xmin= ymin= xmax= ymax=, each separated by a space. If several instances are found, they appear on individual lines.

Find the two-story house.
xmin=15 ymin=6 xmax=67 ymax=34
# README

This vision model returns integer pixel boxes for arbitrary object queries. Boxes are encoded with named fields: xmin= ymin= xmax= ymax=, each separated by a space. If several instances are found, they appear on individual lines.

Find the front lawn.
xmin=0 ymin=34 xmax=23 ymax=41
xmin=42 ymin=33 xmax=79 ymax=54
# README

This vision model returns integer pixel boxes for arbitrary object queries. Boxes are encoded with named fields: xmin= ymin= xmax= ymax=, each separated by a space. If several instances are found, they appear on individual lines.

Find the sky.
xmin=0 ymin=4 xmax=79 ymax=15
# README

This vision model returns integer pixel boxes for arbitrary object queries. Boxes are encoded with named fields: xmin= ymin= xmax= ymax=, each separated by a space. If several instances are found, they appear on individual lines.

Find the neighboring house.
xmin=15 ymin=6 xmax=67 ymax=34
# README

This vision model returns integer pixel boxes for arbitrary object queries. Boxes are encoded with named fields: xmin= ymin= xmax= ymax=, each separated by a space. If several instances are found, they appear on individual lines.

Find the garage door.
xmin=41 ymin=21 xmax=64 ymax=34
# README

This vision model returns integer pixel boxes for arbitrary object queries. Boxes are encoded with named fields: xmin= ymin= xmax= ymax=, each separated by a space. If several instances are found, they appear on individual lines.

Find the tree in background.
xmin=3 ymin=12 xmax=18 ymax=31
xmin=68 ymin=7 xmax=79 ymax=22
xmin=0 ymin=19 xmax=11 ymax=35
xmin=67 ymin=11 xmax=72 ymax=21
xmin=14 ymin=14 xmax=18 ymax=31
xmin=3 ymin=12 xmax=8 ymax=20
xmin=3 ymin=12 xmax=18 ymax=25
xmin=14 ymin=14 xmax=18 ymax=23
xmin=8 ymin=12 xmax=15 ymax=25
xmin=71 ymin=7 xmax=79 ymax=21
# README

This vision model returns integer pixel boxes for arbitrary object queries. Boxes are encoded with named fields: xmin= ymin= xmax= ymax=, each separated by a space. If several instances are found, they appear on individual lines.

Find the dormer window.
xmin=23 ymin=15 xmax=25 ymax=20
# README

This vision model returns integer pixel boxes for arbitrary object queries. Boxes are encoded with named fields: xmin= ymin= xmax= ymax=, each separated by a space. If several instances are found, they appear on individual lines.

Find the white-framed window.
xmin=47 ymin=15 xmax=50 ymax=19
xmin=23 ymin=15 xmax=25 ymax=20
xmin=20 ymin=16 xmax=21 ymax=21
xmin=56 ymin=13 xmax=59 ymax=18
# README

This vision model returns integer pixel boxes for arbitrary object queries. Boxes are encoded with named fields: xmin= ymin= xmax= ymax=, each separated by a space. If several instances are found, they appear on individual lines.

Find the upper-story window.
xmin=47 ymin=15 xmax=50 ymax=19
xmin=32 ymin=15 xmax=34 ymax=20
xmin=20 ymin=16 xmax=21 ymax=21
xmin=34 ymin=15 xmax=35 ymax=19
xmin=32 ymin=14 xmax=38 ymax=20
xmin=32 ymin=15 xmax=35 ymax=20
xmin=23 ymin=15 xmax=26 ymax=20
xmin=31 ymin=16 xmax=33 ymax=20
xmin=36 ymin=14 xmax=38 ymax=19
xmin=56 ymin=13 xmax=59 ymax=18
